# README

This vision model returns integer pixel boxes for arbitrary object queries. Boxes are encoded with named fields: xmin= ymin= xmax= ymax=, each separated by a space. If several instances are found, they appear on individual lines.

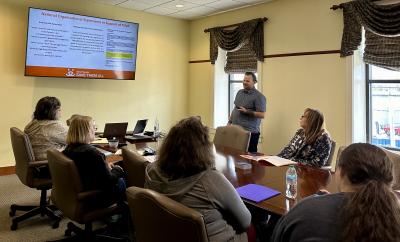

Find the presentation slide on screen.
xmin=25 ymin=8 xmax=138 ymax=79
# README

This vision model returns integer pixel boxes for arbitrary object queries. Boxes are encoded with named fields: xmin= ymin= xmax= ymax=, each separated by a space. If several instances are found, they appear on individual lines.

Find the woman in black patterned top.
xmin=277 ymin=108 xmax=332 ymax=167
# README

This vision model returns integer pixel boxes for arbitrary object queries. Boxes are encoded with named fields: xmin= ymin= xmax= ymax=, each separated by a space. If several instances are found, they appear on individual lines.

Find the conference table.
xmin=213 ymin=145 xmax=337 ymax=215
xmin=104 ymin=142 xmax=338 ymax=216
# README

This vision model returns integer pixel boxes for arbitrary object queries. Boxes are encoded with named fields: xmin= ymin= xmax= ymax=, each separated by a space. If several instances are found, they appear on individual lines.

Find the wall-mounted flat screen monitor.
xmin=25 ymin=8 xmax=139 ymax=80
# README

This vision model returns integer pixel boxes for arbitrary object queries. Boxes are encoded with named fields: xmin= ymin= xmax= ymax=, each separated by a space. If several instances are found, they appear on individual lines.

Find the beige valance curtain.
xmin=208 ymin=18 xmax=265 ymax=73
xmin=339 ymin=0 xmax=400 ymax=70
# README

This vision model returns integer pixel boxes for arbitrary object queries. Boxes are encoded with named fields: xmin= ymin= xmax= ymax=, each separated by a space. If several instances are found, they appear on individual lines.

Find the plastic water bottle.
xmin=286 ymin=165 xmax=297 ymax=199
xmin=154 ymin=118 xmax=159 ymax=137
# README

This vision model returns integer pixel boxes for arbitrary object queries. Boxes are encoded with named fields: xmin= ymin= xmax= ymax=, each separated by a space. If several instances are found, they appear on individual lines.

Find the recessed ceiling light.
xmin=176 ymin=4 xmax=184 ymax=8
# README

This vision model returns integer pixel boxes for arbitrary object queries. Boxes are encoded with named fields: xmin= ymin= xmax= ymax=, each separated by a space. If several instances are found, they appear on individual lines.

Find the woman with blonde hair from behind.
xmin=62 ymin=115 xmax=125 ymax=202
xmin=278 ymin=108 xmax=332 ymax=167
xmin=272 ymin=143 xmax=400 ymax=242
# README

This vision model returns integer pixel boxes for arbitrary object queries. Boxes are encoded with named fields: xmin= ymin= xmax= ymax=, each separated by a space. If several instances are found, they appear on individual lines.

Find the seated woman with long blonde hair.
xmin=62 ymin=115 xmax=125 ymax=201
xmin=278 ymin=108 xmax=332 ymax=167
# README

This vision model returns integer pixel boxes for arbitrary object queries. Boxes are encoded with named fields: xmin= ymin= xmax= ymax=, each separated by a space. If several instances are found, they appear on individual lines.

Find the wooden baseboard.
xmin=0 ymin=166 xmax=15 ymax=176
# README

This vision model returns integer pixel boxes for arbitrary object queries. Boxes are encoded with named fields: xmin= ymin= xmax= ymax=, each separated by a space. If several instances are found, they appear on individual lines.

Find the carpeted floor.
xmin=0 ymin=174 xmax=77 ymax=242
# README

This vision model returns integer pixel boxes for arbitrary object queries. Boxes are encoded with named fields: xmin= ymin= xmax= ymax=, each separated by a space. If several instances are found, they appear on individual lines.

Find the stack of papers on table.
xmin=240 ymin=155 xmax=296 ymax=166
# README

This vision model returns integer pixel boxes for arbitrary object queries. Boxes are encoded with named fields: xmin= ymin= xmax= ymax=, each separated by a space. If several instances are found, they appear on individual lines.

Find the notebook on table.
xmin=100 ymin=122 xmax=128 ymax=145
xmin=125 ymin=119 xmax=153 ymax=141
xmin=236 ymin=184 xmax=281 ymax=203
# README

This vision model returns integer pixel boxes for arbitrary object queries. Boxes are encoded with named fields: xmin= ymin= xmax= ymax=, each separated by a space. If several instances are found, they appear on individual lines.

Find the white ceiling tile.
xmin=183 ymin=6 xmax=217 ymax=15
xmin=93 ymin=0 xmax=274 ymax=20
xmin=205 ymin=0 xmax=247 ymax=9
xmin=235 ymin=0 xmax=270 ymax=4
xmin=145 ymin=6 xmax=180 ymax=15
xmin=118 ymin=0 xmax=154 ymax=10
xmin=134 ymin=0 xmax=172 ymax=5
xmin=158 ymin=0 xmax=200 ymax=10
xmin=169 ymin=6 xmax=217 ymax=19
xmin=93 ymin=0 xmax=128 ymax=5
xmin=184 ymin=0 xmax=219 ymax=4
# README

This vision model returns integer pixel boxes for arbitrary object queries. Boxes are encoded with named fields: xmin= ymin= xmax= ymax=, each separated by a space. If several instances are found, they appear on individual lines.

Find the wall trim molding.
xmin=189 ymin=59 xmax=211 ymax=63
xmin=189 ymin=50 xmax=341 ymax=63
xmin=0 ymin=166 xmax=15 ymax=176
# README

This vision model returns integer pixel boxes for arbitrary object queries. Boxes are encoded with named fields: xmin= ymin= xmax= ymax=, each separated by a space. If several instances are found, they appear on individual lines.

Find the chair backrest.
xmin=330 ymin=145 xmax=346 ymax=172
xmin=325 ymin=140 xmax=336 ymax=166
xmin=47 ymin=149 xmax=83 ymax=219
xmin=126 ymin=186 xmax=208 ymax=242
xmin=121 ymin=147 xmax=149 ymax=188
xmin=382 ymin=148 xmax=400 ymax=190
xmin=10 ymin=127 xmax=36 ymax=186
xmin=213 ymin=125 xmax=251 ymax=152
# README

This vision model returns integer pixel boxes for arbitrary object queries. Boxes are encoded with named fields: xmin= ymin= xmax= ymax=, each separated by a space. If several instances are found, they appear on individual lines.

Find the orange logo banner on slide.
xmin=25 ymin=66 xmax=135 ymax=79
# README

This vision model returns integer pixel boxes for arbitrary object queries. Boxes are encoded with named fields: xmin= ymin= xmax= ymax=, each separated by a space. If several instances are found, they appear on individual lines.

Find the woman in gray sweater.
xmin=145 ymin=117 xmax=251 ymax=242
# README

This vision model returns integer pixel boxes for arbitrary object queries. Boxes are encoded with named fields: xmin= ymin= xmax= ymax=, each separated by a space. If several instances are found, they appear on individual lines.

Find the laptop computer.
xmin=101 ymin=122 xmax=128 ymax=144
xmin=125 ymin=119 xmax=153 ymax=141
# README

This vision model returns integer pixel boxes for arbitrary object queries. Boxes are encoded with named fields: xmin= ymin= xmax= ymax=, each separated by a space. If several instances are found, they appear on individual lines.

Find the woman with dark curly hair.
xmin=272 ymin=143 xmax=400 ymax=242
xmin=24 ymin=96 xmax=68 ymax=161
xmin=145 ymin=117 xmax=251 ymax=242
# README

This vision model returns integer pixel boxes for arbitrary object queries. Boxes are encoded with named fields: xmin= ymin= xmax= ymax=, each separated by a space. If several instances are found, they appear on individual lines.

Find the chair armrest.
xmin=29 ymin=160 xmax=48 ymax=167
xmin=77 ymin=190 xmax=103 ymax=201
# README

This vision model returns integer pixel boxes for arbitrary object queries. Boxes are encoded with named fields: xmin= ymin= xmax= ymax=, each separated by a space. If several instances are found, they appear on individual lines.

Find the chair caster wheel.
xmin=65 ymin=228 xmax=72 ymax=236
xmin=52 ymin=221 xmax=59 ymax=229
xmin=9 ymin=205 xmax=16 ymax=217
xmin=10 ymin=222 xmax=17 ymax=231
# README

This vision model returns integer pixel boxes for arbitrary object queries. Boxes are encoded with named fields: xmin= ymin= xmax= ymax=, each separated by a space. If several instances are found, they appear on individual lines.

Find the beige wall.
xmin=0 ymin=0 xmax=189 ymax=166
xmin=188 ymin=0 xmax=350 ymax=155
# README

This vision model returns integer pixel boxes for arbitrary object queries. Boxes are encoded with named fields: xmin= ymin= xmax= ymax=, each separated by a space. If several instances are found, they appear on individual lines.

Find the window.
xmin=228 ymin=73 xmax=258 ymax=114
xmin=367 ymin=65 xmax=400 ymax=150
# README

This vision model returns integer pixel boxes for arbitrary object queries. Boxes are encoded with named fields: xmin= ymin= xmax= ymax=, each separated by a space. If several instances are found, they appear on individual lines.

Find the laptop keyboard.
xmin=131 ymin=134 xmax=147 ymax=138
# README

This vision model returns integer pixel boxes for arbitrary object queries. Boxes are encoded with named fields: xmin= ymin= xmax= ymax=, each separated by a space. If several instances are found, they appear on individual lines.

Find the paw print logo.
xmin=66 ymin=69 xmax=75 ymax=77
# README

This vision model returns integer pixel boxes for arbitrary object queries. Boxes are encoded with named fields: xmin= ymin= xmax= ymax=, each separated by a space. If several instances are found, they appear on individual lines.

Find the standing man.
xmin=228 ymin=72 xmax=266 ymax=152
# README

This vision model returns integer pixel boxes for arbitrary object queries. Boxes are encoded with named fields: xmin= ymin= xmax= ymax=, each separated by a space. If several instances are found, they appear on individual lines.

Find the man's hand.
xmin=238 ymin=106 xmax=265 ymax=119
xmin=237 ymin=106 xmax=248 ymax=113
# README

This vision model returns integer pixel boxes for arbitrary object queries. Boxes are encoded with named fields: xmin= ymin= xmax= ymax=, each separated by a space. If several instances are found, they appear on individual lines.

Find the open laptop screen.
xmin=102 ymin=122 xmax=128 ymax=138
xmin=133 ymin=119 xmax=148 ymax=134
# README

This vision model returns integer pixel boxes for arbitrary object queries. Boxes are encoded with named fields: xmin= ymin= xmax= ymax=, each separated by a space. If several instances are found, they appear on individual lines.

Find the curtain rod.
xmin=330 ymin=4 xmax=343 ymax=10
xmin=331 ymin=0 xmax=381 ymax=10
xmin=204 ymin=17 xmax=268 ymax=33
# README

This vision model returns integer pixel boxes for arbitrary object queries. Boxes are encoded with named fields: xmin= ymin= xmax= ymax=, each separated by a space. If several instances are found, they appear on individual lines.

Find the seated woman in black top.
xmin=272 ymin=143 xmax=400 ymax=242
xmin=278 ymin=108 xmax=332 ymax=167
xmin=63 ymin=115 xmax=125 ymax=201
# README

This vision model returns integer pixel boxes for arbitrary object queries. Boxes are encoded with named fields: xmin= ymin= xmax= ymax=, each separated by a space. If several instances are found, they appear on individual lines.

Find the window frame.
xmin=366 ymin=64 xmax=400 ymax=151
xmin=228 ymin=74 xmax=244 ymax=115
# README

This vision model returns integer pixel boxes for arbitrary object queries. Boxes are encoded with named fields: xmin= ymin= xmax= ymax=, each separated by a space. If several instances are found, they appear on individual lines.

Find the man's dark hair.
xmin=245 ymin=72 xmax=257 ymax=83
xmin=33 ymin=96 xmax=61 ymax=120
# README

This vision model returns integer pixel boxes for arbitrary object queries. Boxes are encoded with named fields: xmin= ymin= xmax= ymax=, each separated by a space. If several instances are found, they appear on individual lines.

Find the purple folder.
xmin=236 ymin=184 xmax=281 ymax=203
